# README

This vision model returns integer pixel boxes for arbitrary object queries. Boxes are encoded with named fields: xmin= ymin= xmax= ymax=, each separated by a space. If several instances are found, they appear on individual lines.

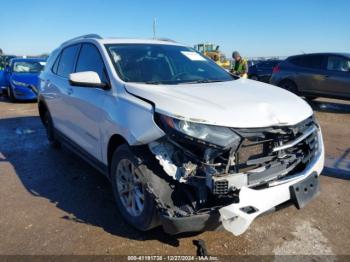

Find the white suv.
xmin=38 ymin=34 xmax=324 ymax=235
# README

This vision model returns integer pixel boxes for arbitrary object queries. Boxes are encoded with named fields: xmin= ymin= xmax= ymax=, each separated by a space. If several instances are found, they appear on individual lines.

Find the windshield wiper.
xmin=144 ymin=79 xmax=227 ymax=85
xmin=144 ymin=81 xmax=162 ymax=85
xmin=184 ymin=79 xmax=227 ymax=84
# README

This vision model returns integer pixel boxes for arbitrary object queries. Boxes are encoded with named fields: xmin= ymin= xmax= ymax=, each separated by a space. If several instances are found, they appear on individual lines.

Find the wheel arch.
xmin=107 ymin=134 xmax=128 ymax=173
xmin=278 ymin=78 xmax=299 ymax=91
xmin=38 ymin=97 xmax=49 ymax=125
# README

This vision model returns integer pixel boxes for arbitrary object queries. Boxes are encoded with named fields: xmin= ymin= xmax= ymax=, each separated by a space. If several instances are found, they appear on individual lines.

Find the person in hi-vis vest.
xmin=230 ymin=51 xmax=248 ymax=78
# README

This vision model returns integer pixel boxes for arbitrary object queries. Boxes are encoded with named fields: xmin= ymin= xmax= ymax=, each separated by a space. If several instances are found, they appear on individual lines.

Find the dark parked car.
xmin=247 ymin=60 xmax=261 ymax=67
xmin=248 ymin=60 xmax=281 ymax=82
xmin=270 ymin=53 xmax=350 ymax=100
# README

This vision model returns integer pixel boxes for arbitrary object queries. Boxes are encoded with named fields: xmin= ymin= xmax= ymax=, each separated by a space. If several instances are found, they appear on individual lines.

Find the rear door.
xmin=65 ymin=43 xmax=111 ymax=160
xmin=290 ymin=55 xmax=327 ymax=94
xmin=321 ymin=55 xmax=350 ymax=98
xmin=45 ymin=44 xmax=81 ymax=136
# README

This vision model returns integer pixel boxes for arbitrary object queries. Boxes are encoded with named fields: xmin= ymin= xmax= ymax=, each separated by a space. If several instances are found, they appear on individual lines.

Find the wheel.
xmin=110 ymin=144 xmax=173 ymax=231
xmin=111 ymin=144 xmax=160 ymax=231
xmin=250 ymin=75 xmax=258 ymax=81
xmin=43 ymin=110 xmax=61 ymax=148
xmin=8 ymin=86 xmax=16 ymax=102
xmin=279 ymin=80 xmax=298 ymax=94
xmin=305 ymin=96 xmax=318 ymax=101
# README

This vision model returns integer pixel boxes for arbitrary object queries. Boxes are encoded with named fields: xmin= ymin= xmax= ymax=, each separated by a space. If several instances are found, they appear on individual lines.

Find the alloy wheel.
xmin=116 ymin=159 xmax=145 ymax=217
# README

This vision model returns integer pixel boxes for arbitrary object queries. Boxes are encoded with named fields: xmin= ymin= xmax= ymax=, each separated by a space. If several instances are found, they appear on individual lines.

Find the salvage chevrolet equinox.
xmin=38 ymin=34 xmax=325 ymax=235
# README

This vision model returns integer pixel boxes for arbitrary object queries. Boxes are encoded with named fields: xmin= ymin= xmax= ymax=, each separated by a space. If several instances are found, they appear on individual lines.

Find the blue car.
xmin=0 ymin=55 xmax=16 ymax=94
xmin=5 ymin=58 xmax=46 ymax=101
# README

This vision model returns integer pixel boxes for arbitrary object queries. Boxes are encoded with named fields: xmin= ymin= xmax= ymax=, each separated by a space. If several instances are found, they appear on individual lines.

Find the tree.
xmin=0 ymin=48 xmax=3 ymax=55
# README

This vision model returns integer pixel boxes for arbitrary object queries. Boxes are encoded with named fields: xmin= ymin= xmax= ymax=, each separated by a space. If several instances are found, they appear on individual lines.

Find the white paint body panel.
xmin=125 ymin=79 xmax=313 ymax=128
xmin=69 ymin=71 xmax=103 ymax=85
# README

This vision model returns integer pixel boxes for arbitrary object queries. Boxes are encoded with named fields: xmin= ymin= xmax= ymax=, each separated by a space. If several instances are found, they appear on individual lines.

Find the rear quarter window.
xmin=52 ymin=53 xmax=61 ymax=74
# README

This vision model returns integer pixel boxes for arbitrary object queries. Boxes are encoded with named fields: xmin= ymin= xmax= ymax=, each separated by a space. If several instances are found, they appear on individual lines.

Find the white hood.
xmin=125 ymin=78 xmax=313 ymax=128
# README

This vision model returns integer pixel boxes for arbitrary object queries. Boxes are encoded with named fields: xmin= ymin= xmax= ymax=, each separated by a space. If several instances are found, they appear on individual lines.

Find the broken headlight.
xmin=158 ymin=114 xmax=241 ymax=149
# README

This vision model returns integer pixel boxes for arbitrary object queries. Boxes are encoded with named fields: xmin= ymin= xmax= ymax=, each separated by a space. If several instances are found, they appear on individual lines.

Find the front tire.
xmin=111 ymin=144 xmax=161 ymax=231
xmin=305 ymin=96 xmax=318 ymax=101
xmin=279 ymin=80 xmax=298 ymax=94
xmin=250 ymin=75 xmax=258 ymax=81
xmin=8 ymin=86 xmax=16 ymax=102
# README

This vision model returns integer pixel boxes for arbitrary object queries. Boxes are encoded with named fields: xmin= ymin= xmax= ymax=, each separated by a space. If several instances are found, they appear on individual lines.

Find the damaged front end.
xmin=148 ymin=113 xmax=323 ymax=235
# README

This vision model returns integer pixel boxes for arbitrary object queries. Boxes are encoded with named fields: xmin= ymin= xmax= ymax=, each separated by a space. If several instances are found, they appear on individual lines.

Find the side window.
xmin=259 ymin=61 xmax=275 ymax=69
xmin=327 ymin=56 xmax=350 ymax=72
xmin=256 ymin=62 xmax=266 ymax=68
xmin=52 ymin=53 xmax=61 ymax=74
xmin=75 ymin=43 xmax=108 ymax=83
xmin=289 ymin=57 xmax=301 ymax=66
xmin=57 ymin=44 xmax=80 ymax=78
xmin=290 ymin=55 xmax=325 ymax=70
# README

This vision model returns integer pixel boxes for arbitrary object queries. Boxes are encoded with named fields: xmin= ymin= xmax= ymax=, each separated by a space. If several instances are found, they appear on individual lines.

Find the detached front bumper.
xmin=160 ymin=210 xmax=221 ymax=235
xmin=219 ymin=131 xmax=324 ymax=235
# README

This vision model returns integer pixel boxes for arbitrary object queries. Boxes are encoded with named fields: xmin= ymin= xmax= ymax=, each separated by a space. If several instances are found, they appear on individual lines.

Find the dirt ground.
xmin=0 ymin=96 xmax=349 ymax=258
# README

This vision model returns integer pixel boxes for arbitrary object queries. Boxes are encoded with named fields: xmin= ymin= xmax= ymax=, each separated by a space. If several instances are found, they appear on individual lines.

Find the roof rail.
xmin=61 ymin=34 xmax=102 ymax=46
xmin=155 ymin=38 xmax=177 ymax=43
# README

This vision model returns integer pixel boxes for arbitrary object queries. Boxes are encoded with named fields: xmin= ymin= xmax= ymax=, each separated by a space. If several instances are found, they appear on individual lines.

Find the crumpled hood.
xmin=11 ymin=73 xmax=40 ymax=87
xmin=125 ymin=78 xmax=313 ymax=128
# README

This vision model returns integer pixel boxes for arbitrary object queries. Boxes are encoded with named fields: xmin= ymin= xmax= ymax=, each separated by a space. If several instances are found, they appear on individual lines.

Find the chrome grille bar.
xmin=273 ymin=125 xmax=317 ymax=152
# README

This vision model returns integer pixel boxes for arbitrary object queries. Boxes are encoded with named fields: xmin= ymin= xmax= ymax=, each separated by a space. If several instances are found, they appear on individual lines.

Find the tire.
xmin=305 ymin=96 xmax=318 ymax=101
xmin=8 ymin=86 xmax=16 ymax=102
xmin=43 ymin=110 xmax=61 ymax=148
xmin=279 ymin=80 xmax=298 ymax=94
xmin=250 ymin=75 xmax=258 ymax=81
xmin=110 ymin=144 xmax=173 ymax=231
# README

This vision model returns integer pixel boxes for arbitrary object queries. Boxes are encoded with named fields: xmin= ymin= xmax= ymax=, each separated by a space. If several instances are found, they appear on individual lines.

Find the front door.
xmin=292 ymin=54 xmax=327 ymax=94
xmin=321 ymin=55 xmax=350 ymax=98
xmin=65 ymin=43 xmax=111 ymax=160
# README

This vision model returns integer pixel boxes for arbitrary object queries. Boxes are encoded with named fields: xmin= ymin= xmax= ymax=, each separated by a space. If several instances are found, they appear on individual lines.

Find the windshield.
xmin=106 ymin=44 xmax=235 ymax=84
xmin=13 ymin=61 xmax=46 ymax=73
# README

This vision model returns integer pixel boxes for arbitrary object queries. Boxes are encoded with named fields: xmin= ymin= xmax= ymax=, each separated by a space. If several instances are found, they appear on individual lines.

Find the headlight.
xmin=159 ymin=114 xmax=241 ymax=149
xmin=12 ymin=80 xmax=28 ymax=87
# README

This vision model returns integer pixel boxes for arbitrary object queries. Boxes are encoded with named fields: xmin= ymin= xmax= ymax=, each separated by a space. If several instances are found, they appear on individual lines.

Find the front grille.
xmin=234 ymin=116 xmax=319 ymax=186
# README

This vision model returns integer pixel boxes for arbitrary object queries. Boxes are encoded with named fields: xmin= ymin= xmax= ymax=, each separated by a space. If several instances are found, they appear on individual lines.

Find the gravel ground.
xmin=0 ymin=96 xmax=349 ymax=258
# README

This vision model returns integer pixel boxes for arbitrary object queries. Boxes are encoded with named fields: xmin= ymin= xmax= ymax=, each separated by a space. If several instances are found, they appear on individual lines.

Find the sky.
xmin=0 ymin=0 xmax=349 ymax=58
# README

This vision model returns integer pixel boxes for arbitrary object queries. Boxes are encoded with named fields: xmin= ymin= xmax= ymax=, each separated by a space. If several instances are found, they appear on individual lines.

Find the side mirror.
xmin=5 ymin=65 xmax=11 ymax=73
xmin=69 ymin=71 xmax=109 ymax=89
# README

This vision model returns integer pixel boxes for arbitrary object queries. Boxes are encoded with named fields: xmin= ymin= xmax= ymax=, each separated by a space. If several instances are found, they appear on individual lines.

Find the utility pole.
xmin=153 ymin=18 xmax=157 ymax=39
